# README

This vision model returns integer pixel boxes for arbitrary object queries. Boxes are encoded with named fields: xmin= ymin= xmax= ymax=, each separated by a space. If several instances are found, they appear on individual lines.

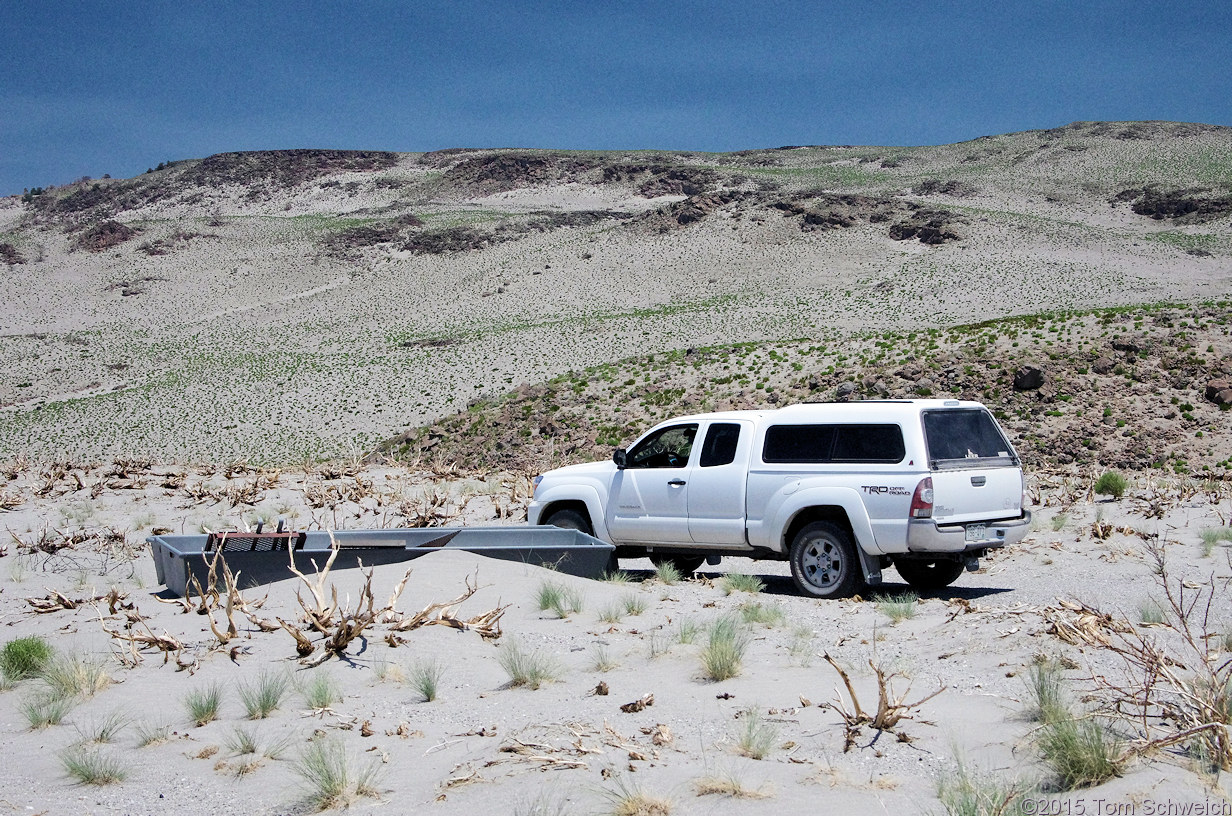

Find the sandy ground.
xmin=1 ymin=464 xmax=1230 ymax=814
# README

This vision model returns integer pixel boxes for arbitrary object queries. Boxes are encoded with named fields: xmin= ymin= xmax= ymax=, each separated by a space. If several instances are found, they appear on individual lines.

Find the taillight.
xmin=910 ymin=477 xmax=934 ymax=519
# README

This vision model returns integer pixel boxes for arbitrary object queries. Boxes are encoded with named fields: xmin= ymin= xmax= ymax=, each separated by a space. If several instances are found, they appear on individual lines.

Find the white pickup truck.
xmin=528 ymin=399 xmax=1031 ymax=598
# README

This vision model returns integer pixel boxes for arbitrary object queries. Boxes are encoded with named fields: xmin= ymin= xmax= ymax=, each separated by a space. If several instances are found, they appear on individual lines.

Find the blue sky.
xmin=3 ymin=1 xmax=1231 ymax=195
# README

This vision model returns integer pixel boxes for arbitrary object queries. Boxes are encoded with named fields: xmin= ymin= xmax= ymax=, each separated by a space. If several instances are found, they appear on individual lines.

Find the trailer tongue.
xmin=148 ymin=526 xmax=614 ymax=597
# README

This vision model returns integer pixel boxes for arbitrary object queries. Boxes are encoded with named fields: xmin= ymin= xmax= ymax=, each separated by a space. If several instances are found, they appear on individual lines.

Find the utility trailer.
xmin=147 ymin=526 xmax=615 ymax=598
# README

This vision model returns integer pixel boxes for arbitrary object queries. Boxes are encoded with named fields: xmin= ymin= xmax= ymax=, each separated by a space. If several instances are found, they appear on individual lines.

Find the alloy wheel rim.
xmin=801 ymin=538 xmax=841 ymax=588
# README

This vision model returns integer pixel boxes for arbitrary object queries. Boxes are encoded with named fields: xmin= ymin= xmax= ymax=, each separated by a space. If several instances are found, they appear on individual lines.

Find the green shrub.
xmin=1 ymin=636 xmax=53 ymax=681
xmin=1093 ymin=471 xmax=1128 ymax=500
xmin=1036 ymin=717 xmax=1125 ymax=789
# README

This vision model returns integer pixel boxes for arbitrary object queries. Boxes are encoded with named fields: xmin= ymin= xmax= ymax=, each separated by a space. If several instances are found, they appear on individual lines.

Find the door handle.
xmin=668 ymin=479 xmax=687 ymax=487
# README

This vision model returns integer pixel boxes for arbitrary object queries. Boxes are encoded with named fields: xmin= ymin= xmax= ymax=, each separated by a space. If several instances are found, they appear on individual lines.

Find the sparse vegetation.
xmin=653 ymin=560 xmax=682 ymax=585
xmin=936 ymin=758 xmax=1032 ymax=816
xmin=720 ymin=573 xmax=764 ymax=595
xmin=293 ymin=737 xmax=383 ymax=811
xmin=694 ymin=768 xmax=771 ymax=799
xmin=738 ymin=601 xmax=786 ymax=628
xmin=300 ymin=670 xmax=341 ymax=711
xmin=621 ymin=593 xmax=648 ymax=616
xmin=238 ymin=670 xmax=289 ymax=719
xmin=702 ymin=615 xmax=750 ymax=681
xmin=40 ymin=655 xmax=110 ymax=700
xmin=874 ymin=592 xmax=919 ymax=623
xmin=591 ymin=645 xmax=619 ymax=672
xmin=537 ymin=579 xmax=585 ymax=618
xmin=1023 ymin=657 xmax=1069 ymax=725
xmin=21 ymin=692 xmax=75 ymax=729
xmin=185 ymin=682 xmax=224 ymax=727
xmin=59 ymin=745 xmax=127 ymax=786
xmin=1199 ymin=526 xmax=1232 ymax=556
xmin=75 ymin=710 xmax=129 ymax=744
xmin=409 ymin=659 xmax=444 ymax=702
xmin=733 ymin=707 xmax=778 ymax=759
xmin=135 ymin=722 xmax=171 ymax=747
xmin=600 ymin=776 xmax=673 ymax=816
xmin=498 ymin=639 xmax=559 ymax=689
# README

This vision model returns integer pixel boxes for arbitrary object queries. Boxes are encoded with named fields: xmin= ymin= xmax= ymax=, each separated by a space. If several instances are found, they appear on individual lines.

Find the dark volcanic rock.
xmin=889 ymin=207 xmax=963 ymax=244
xmin=441 ymin=152 xmax=599 ymax=194
xmin=1112 ymin=186 xmax=1232 ymax=221
xmin=1206 ymin=379 xmax=1232 ymax=405
xmin=1092 ymin=357 xmax=1115 ymax=374
xmin=0 ymin=243 xmax=25 ymax=265
xmin=1013 ymin=366 xmax=1046 ymax=391
xmin=185 ymin=150 xmax=399 ymax=190
xmin=76 ymin=221 xmax=139 ymax=252
xmin=912 ymin=179 xmax=979 ymax=198
xmin=645 ymin=191 xmax=747 ymax=231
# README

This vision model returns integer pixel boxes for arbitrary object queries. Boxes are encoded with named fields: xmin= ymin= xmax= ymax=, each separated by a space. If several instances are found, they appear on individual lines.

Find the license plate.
xmin=964 ymin=524 xmax=987 ymax=542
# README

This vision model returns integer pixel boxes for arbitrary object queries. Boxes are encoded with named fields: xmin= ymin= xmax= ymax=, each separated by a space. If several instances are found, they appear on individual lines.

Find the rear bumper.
xmin=906 ymin=510 xmax=1031 ymax=553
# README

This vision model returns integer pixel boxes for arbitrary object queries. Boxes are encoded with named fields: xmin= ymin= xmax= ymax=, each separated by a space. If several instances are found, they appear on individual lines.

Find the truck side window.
xmin=832 ymin=425 xmax=905 ymax=463
xmin=762 ymin=425 xmax=836 ymax=463
xmin=699 ymin=423 xmax=741 ymax=467
xmin=762 ymin=424 xmax=904 ymax=463
xmin=626 ymin=424 xmax=698 ymax=469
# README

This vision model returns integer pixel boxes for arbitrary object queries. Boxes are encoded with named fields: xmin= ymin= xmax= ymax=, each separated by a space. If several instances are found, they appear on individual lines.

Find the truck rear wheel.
xmin=650 ymin=555 xmax=705 ymax=576
xmin=892 ymin=558 xmax=965 ymax=590
xmin=789 ymin=521 xmax=862 ymax=599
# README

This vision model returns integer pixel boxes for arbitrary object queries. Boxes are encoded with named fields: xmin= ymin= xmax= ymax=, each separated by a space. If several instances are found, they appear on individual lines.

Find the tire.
xmin=892 ymin=558 xmax=965 ymax=591
xmin=543 ymin=507 xmax=593 ymax=536
xmin=789 ymin=521 xmax=863 ymax=599
xmin=650 ymin=554 xmax=705 ymax=576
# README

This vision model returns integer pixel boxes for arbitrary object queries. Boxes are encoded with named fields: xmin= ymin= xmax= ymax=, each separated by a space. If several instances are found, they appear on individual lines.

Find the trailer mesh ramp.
xmin=204 ymin=531 xmax=306 ymax=552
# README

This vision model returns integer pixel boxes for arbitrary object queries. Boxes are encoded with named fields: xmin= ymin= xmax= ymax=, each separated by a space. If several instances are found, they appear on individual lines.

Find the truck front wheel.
xmin=543 ymin=507 xmax=594 ymax=536
xmin=789 ymin=521 xmax=862 ymax=599
xmin=892 ymin=558 xmax=965 ymax=591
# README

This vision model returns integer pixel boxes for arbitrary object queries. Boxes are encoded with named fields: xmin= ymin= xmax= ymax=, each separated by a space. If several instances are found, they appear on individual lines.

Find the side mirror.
xmin=613 ymin=449 xmax=627 ymax=469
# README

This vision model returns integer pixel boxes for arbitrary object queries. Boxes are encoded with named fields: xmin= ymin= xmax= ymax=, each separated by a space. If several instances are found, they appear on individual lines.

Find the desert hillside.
xmin=1 ymin=121 xmax=1231 ymax=463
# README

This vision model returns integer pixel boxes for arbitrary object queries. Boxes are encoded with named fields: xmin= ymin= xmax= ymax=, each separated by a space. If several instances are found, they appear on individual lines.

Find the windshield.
xmin=922 ymin=409 xmax=1016 ymax=468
